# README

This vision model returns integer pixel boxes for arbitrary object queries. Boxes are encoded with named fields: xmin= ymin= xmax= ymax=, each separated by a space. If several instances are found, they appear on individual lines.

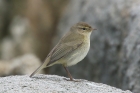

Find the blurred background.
xmin=0 ymin=0 xmax=140 ymax=93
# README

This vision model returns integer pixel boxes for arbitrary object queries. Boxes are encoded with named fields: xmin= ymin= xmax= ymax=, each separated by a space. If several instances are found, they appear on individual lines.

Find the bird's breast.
xmin=65 ymin=40 xmax=90 ymax=67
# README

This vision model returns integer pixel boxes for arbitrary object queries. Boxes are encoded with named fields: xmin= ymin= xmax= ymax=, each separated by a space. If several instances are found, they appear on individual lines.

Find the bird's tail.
xmin=30 ymin=56 xmax=51 ymax=77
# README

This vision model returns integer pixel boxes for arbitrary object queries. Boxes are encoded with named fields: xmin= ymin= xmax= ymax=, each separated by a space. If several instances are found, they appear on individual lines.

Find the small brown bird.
xmin=30 ymin=22 xmax=96 ymax=81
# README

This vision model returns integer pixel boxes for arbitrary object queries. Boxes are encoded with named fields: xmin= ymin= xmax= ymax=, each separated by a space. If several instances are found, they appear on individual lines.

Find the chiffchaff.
xmin=30 ymin=22 xmax=96 ymax=81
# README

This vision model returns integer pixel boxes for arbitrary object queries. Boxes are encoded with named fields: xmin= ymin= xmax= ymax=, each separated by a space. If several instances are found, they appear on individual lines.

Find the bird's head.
xmin=71 ymin=22 xmax=96 ymax=34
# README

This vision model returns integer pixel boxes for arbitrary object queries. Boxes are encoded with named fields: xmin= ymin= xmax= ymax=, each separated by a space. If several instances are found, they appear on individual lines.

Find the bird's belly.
xmin=65 ymin=42 xmax=90 ymax=67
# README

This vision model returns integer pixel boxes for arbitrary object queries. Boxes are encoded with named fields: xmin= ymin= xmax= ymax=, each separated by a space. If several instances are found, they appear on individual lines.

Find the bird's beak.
xmin=92 ymin=28 xmax=97 ymax=31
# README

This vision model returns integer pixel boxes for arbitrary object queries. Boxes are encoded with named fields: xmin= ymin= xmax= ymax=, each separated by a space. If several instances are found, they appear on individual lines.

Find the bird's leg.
xmin=63 ymin=65 xmax=74 ymax=81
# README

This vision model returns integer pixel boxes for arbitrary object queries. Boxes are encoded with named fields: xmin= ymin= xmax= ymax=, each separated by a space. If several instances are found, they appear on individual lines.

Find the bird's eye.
xmin=82 ymin=28 xmax=86 ymax=30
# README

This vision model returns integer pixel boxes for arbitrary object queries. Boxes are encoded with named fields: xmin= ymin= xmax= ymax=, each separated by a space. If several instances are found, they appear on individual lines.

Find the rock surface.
xmin=0 ymin=75 xmax=132 ymax=93
xmin=121 ymin=3 xmax=140 ymax=93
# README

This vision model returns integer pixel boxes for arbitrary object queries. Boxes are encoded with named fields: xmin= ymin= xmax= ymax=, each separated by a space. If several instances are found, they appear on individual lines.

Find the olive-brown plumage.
xmin=30 ymin=22 xmax=96 ymax=81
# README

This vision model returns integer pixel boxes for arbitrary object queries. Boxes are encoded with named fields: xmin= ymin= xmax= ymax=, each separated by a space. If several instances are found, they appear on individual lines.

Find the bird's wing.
xmin=47 ymin=40 xmax=83 ymax=66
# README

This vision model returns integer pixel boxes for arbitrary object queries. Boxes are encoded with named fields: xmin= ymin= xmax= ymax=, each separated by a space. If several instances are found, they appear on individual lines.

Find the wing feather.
xmin=47 ymin=41 xmax=83 ymax=66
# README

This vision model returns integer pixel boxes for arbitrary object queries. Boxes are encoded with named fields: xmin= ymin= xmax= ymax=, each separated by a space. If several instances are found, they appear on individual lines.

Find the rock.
xmin=121 ymin=3 xmax=140 ymax=93
xmin=0 ymin=54 xmax=43 ymax=76
xmin=49 ymin=0 xmax=140 ymax=92
xmin=0 ymin=75 xmax=132 ymax=93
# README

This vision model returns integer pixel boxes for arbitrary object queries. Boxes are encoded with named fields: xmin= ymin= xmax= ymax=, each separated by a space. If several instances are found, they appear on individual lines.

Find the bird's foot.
xmin=63 ymin=78 xmax=81 ymax=82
